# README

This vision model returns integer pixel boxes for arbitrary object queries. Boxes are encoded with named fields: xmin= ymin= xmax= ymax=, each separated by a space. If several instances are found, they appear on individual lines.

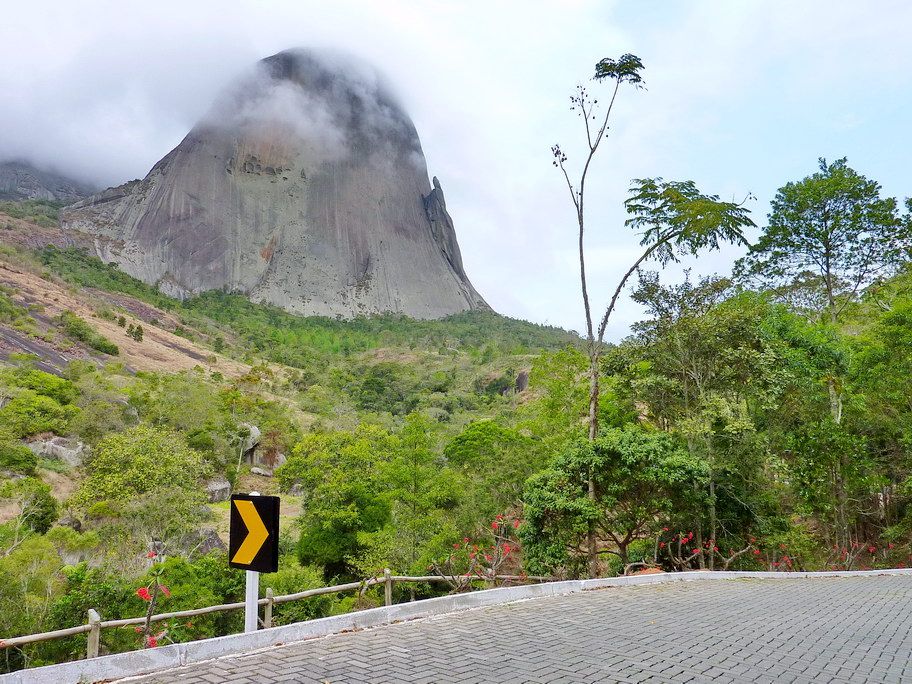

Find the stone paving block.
xmin=124 ymin=576 xmax=912 ymax=684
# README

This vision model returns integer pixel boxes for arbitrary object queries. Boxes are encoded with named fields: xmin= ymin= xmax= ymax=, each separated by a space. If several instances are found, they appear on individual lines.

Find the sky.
xmin=2 ymin=0 xmax=911 ymax=340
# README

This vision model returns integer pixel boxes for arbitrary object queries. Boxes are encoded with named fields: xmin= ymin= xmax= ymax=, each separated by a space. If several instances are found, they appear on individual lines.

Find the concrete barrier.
xmin=5 ymin=569 xmax=912 ymax=684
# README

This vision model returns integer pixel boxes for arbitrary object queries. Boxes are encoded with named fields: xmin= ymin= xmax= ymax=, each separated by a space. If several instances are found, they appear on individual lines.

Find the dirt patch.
xmin=364 ymin=348 xmax=423 ymax=364
xmin=39 ymin=468 xmax=79 ymax=503
xmin=0 ymin=260 xmax=250 ymax=378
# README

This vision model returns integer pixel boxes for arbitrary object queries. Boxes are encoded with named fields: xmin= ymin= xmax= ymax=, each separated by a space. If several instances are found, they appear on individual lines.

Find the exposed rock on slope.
xmin=0 ymin=160 xmax=95 ymax=202
xmin=61 ymin=48 xmax=488 ymax=319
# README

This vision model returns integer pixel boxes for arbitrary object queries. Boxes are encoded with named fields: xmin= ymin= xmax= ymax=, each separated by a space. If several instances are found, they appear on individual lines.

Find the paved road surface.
xmin=125 ymin=576 xmax=912 ymax=683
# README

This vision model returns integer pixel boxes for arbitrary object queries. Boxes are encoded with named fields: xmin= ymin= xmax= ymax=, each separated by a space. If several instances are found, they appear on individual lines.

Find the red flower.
xmin=713 ymin=546 xmax=719 ymax=552
xmin=159 ymin=585 xmax=171 ymax=598
xmin=753 ymin=549 xmax=761 ymax=556
xmin=659 ymin=542 xmax=666 ymax=549
xmin=692 ymin=548 xmax=701 ymax=554
xmin=484 ymin=554 xmax=492 ymax=562
xmin=662 ymin=527 xmax=669 ymax=532
xmin=513 ymin=519 xmax=520 ymax=530
xmin=868 ymin=546 xmax=876 ymax=554
xmin=463 ymin=537 xmax=469 ymax=543
xmin=503 ymin=544 xmax=512 ymax=555
xmin=491 ymin=521 xmax=499 ymax=530
xmin=136 ymin=587 xmax=152 ymax=602
xmin=888 ymin=543 xmax=895 ymax=550
xmin=146 ymin=636 xmax=158 ymax=648
xmin=146 ymin=551 xmax=156 ymax=559
xmin=453 ymin=543 xmax=460 ymax=549
xmin=496 ymin=514 xmax=504 ymax=520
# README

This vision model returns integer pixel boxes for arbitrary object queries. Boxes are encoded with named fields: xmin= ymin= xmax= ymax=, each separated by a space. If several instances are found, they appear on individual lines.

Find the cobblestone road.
xmin=126 ymin=576 xmax=912 ymax=683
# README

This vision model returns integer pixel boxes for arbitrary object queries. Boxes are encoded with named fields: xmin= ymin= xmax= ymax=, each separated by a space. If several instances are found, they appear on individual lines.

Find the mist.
xmin=2 ymin=0 xmax=911 ymax=336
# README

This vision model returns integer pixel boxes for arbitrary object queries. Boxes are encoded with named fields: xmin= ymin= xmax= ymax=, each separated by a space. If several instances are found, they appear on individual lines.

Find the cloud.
xmin=0 ymin=0 xmax=910 ymax=337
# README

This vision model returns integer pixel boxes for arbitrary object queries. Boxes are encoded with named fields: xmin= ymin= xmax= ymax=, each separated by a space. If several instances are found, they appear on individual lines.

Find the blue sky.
xmin=1 ymin=0 xmax=910 ymax=339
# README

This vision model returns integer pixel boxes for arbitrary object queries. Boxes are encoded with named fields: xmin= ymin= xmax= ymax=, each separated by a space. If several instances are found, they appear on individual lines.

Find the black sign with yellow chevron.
xmin=228 ymin=494 xmax=280 ymax=573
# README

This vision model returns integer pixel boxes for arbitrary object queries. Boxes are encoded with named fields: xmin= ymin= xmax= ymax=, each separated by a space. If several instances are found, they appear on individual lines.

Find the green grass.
xmin=0 ymin=200 xmax=66 ymax=228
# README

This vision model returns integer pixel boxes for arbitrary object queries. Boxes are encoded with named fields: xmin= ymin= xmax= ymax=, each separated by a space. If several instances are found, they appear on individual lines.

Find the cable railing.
xmin=0 ymin=571 xmax=552 ymax=659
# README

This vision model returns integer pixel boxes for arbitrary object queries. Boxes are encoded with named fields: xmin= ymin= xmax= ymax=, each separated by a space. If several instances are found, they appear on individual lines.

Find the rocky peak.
xmin=62 ymin=48 xmax=488 ymax=319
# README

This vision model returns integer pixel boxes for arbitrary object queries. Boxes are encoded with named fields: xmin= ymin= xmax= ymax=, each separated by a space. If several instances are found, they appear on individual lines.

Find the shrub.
xmin=58 ymin=311 xmax=119 ymax=356
xmin=0 ymin=390 xmax=80 ymax=437
xmin=0 ymin=441 xmax=37 ymax=475
xmin=8 ymin=368 xmax=78 ymax=404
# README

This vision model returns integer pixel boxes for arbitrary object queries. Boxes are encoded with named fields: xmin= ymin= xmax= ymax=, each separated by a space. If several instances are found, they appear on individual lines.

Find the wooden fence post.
xmin=383 ymin=568 xmax=392 ymax=607
xmin=264 ymin=588 xmax=274 ymax=629
xmin=86 ymin=609 xmax=100 ymax=659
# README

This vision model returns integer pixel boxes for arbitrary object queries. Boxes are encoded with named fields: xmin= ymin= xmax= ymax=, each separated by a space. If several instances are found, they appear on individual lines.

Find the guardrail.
xmin=0 ymin=571 xmax=551 ymax=659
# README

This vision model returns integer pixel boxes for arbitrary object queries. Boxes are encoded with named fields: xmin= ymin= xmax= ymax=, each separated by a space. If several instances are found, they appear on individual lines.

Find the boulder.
xmin=206 ymin=477 xmax=232 ymax=503
xmin=240 ymin=423 xmax=261 ymax=463
xmin=515 ymin=370 xmax=530 ymax=393
xmin=250 ymin=466 xmax=273 ymax=477
xmin=27 ymin=436 xmax=85 ymax=467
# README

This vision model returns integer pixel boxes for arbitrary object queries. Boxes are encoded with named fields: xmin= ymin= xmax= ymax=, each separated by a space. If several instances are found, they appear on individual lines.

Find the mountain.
xmin=0 ymin=160 xmax=95 ymax=203
xmin=61 ymin=48 xmax=489 ymax=319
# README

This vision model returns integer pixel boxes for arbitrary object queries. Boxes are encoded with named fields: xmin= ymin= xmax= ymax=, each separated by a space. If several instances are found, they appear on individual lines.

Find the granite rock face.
xmin=61 ymin=48 xmax=488 ymax=319
xmin=0 ymin=160 xmax=95 ymax=203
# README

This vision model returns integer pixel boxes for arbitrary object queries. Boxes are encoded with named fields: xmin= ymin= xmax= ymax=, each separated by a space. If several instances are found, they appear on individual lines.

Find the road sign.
xmin=229 ymin=493 xmax=280 ymax=574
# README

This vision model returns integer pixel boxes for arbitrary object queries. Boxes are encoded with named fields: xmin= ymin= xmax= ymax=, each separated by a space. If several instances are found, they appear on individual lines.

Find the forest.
xmin=1 ymin=153 xmax=912 ymax=671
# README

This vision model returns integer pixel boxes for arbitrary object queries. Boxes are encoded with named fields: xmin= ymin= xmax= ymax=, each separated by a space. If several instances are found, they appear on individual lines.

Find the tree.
xmin=521 ymin=427 xmax=703 ymax=575
xmin=278 ymin=425 xmax=398 ymax=579
xmin=735 ymin=158 xmax=907 ymax=431
xmin=552 ymin=56 xmax=754 ymax=575
xmin=736 ymin=158 xmax=908 ymax=322
xmin=444 ymin=420 xmax=537 ymax=521
xmin=625 ymin=280 xmax=798 ymax=567
xmin=369 ymin=414 xmax=461 ymax=579
xmin=0 ymin=390 xmax=80 ymax=438
xmin=553 ymin=62 xmax=755 ymax=572
xmin=0 ymin=477 xmax=58 ymax=543
xmin=73 ymin=424 xmax=210 ymax=560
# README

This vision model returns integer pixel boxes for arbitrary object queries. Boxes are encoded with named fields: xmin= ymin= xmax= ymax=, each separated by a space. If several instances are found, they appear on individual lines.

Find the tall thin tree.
xmin=552 ymin=56 xmax=755 ymax=576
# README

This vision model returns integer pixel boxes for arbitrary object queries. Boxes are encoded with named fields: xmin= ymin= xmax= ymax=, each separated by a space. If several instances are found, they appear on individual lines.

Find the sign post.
xmin=228 ymin=491 xmax=280 ymax=633
xmin=244 ymin=569 xmax=258 ymax=633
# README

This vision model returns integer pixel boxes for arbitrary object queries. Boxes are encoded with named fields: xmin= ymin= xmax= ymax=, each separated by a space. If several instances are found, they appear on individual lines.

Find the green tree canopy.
xmin=521 ymin=427 xmax=704 ymax=575
xmin=736 ymin=157 xmax=908 ymax=320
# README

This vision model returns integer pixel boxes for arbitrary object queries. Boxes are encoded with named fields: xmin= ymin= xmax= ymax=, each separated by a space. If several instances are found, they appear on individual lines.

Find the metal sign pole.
xmin=244 ymin=491 xmax=261 ymax=633
xmin=244 ymin=569 xmax=259 ymax=633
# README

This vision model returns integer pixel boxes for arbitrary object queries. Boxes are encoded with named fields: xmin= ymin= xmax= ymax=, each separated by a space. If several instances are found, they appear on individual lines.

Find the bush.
xmin=8 ymin=368 xmax=78 ymax=404
xmin=0 ymin=441 xmax=37 ymax=475
xmin=0 ymin=390 xmax=80 ymax=437
xmin=76 ymin=424 xmax=209 ymax=505
xmin=58 ymin=311 xmax=119 ymax=356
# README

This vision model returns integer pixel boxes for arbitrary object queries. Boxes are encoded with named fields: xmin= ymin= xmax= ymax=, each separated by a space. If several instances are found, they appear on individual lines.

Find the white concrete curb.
xmin=6 ymin=569 xmax=912 ymax=684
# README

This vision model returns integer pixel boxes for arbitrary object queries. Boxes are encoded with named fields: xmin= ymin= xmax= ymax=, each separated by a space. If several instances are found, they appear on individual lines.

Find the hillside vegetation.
xmin=1 ymin=152 xmax=912 ymax=672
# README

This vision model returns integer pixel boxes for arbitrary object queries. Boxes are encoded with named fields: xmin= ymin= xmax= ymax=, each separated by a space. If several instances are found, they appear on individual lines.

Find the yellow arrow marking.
xmin=232 ymin=500 xmax=269 ymax=566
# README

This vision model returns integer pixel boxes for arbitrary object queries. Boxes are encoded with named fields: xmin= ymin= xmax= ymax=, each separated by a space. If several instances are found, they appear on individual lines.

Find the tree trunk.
xmin=587 ymin=350 xmax=599 ymax=577
xmin=708 ymin=478 xmax=716 ymax=571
